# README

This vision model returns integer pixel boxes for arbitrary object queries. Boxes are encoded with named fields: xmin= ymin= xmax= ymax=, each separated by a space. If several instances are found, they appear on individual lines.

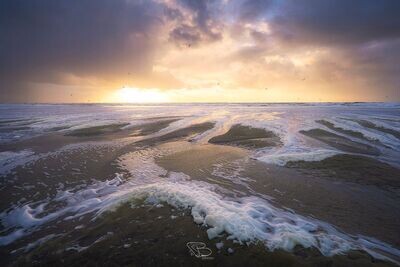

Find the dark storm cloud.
xmin=0 ymin=0 xmax=164 ymax=101
xmin=236 ymin=0 xmax=400 ymax=97
xmin=164 ymin=7 xmax=184 ymax=21
xmin=1 ymin=0 xmax=164 ymax=76
xmin=169 ymin=24 xmax=202 ymax=46
xmin=236 ymin=0 xmax=400 ymax=47
xmin=168 ymin=0 xmax=222 ymax=46
xmin=1 ymin=0 xmax=399 ymax=102
xmin=271 ymin=0 xmax=400 ymax=45
xmin=239 ymin=0 xmax=274 ymax=21
xmin=278 ymin=0 xmax=400 ymax=98
xmin=350 ymin=39 xmax=400 ymax=97
xmin=179 ymin=0 xmax=211 ymax=29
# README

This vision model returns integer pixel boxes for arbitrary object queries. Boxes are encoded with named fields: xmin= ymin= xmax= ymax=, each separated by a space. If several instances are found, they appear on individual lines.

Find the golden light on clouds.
xmin=1 ymin=0 xmax=399 ymax=102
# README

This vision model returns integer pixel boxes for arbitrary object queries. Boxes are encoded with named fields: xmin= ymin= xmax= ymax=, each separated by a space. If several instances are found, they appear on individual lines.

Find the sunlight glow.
xmin=115 ymin=88 xmax=168 ymax=103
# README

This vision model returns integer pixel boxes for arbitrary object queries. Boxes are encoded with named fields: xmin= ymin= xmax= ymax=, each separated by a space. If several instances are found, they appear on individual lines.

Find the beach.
xmin=0 ymin=103 xmax=399 ymax=266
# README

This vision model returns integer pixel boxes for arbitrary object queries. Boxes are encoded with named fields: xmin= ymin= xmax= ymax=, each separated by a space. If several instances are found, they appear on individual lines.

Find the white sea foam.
xmin=0 ymin=150 xmax=36 ymax=175
xmin=1 ymin=103 xmax=399 ymax=167
xmin=1 ymin=103 xmax=400 ymax=263
xmin=257 ymin=149 xmax=339 ymax=166
xmin=1 ymin=146 xmax=400 ymax=264
xmin=2 ymin=173 xmax=399 ymax=263
xmin=327 ymin=117 xmax=399 ymax=148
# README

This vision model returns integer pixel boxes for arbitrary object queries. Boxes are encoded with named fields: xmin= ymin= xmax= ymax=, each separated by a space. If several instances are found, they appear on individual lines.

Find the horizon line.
xmin=0 ymin=101 xmax=399 ymax=105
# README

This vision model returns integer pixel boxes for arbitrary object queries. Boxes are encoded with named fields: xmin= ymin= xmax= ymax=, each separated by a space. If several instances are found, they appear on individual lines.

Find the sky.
xmin=0 ymin=0 xmax=399 ymax=103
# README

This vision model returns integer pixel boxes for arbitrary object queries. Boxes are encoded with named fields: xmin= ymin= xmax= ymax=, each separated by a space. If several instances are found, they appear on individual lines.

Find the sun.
xmin=114 ymin=87 xmax=169 ymax=103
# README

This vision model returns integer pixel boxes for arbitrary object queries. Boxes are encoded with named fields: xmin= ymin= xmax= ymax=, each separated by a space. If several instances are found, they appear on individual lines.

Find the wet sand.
xmin=209 ymin=124 xmax=281 ymax=149
xmin=0 ymin=119 xmax=32 ymax=125
xmin=7 ymin=203 xmax=395 ymax=267
xmin=0 ymin=119 xmax=179 ymax=153
xmin=0 ymin=144 xmax=128 ymax=212
xmin=157 ymin=144 xmax=400 ymax=249
xmin=157 ymin=143 xmax=250 ymax=195
xmin=0 ymin=120 xmax=215 ymax=212
xmin=0 ymin=119 xmax=43 ymax=134
xmin=1 ymin=118 xmax=399 ymax=267
xmin=286 ymin=154 xmax=400 ymax=189
xmin=317 ymin=120 xmax=373 ymax=141
xmin=354 ymin=120 xmax=400 ymax=140
xmin=157 ymin=122 xmax=215 ymax=142
xmin=0 ymin=126 xmax=32 ymax=133
xmin=0 ymin=119 xmax=42 ymax=127
xmin=65 ymin=123 xmax=130 ymax=137
xmin=300 ymin=128 xmax=380 ymax=155
xmin=128 ymin=119 xmax=180 ymax=136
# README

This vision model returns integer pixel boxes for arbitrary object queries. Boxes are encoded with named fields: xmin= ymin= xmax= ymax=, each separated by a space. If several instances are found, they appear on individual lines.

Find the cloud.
xmin=0 ymin=0 xmax=165 ymax=100
xmin=0 ymin=0 xmax=399 ymax=102
xmin=232 ymin=0 xmax=400 ymax=99
xmin=239 ymin=0 xmax=275 ymax=21
xmin=167 ymin=0 xmax=222 ymax=46
xmin=169 ymin=24 xmax=203 ymax=46
xmin=237 ymin=0 xmax=400 ymax=45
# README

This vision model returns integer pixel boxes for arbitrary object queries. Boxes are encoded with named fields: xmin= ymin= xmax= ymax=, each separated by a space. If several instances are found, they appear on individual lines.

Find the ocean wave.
xmin=1 ymin=147 xmax=399 ymax=264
